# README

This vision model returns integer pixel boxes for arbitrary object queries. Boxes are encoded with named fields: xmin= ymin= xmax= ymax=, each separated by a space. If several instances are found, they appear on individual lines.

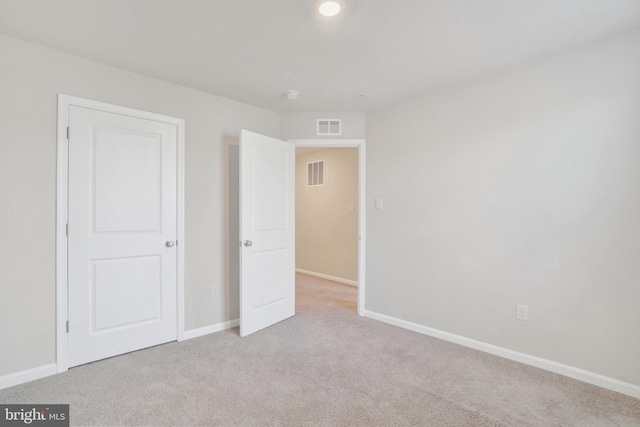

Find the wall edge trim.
xmin=0 ymin=363 xmax=57 ymax=390
xmin=0 ymin=317 xmax=241 ymax=389
xmin=364 ymin=310 xmax=640 ymax=399
xmin=181 ymin=319 xmax=240 ymax=341
xmin=296 ymin=268 xmax=358 ymax=287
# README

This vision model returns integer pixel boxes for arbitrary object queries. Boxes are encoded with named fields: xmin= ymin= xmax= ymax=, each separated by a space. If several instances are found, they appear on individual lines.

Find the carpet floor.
xmin=1 ymin=273 xmax=639 ymax=426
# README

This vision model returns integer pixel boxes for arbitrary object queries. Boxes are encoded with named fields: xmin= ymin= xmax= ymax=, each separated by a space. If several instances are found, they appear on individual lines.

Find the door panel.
xmin=92 ymin=255 xmax=162 ymax=331
xmin=253 ymin=146 xmax=289 ymax=231
xmin=68 ymin=105 xmax=178 ymax=367
xmin=93 ymin=129 xmax=162 ymax=233
xmin=240 ymin=130 xmax=295 ymax=337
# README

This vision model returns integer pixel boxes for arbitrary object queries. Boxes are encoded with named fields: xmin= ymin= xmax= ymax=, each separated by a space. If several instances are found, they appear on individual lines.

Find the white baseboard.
xmin=1 ymin=320 xmax=241 ymax=390
xmin=296 ymin=268 xmax=358 ymax=287
xmin=0 ymin=363 xmax=57 ymax=390
xmin=364 ymin=310 xmax=640 ymax=400
xmin=181 ymin=318 xmax=240 ymax=341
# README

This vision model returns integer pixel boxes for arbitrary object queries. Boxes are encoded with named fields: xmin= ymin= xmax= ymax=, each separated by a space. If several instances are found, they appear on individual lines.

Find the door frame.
xmin=288 ymin=139 xmax=366 ymax=316
xmin=56 ymin=94 xmax=186 ymax=373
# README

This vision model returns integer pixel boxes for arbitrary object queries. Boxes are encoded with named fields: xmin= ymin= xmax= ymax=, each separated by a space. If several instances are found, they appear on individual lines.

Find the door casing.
xmin=289 ymin=139 xmax=366 ymax=316
xmin=56 ymin=94 xmax=186 ymax=373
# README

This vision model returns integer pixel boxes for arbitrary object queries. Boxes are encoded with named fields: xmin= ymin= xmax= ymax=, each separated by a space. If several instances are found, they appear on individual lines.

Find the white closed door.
xmin=67 ymin=105 xmax=178 ymax=367
xmin=240 ymin=130 xmax=295 ymax=337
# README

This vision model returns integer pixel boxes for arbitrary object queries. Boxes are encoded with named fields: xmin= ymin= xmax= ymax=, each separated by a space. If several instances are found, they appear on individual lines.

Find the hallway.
xmin=295 ymin=273 xmax=357 ymax=314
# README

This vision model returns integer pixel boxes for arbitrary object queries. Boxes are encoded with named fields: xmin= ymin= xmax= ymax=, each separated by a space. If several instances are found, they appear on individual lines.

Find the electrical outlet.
xmin=212 ymin=287 xmax=219 ymax=298
xmin=516 ymin=304 xmax=528 ymax=321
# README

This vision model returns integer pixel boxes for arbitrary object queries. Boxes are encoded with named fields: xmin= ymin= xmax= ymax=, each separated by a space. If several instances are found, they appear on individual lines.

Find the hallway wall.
xmin=295 ymin=148 xmax=359 ymax=283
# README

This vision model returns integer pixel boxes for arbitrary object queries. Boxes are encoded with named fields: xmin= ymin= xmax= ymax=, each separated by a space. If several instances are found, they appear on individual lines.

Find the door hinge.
xmin=66 ymin=320 xmax=69 ymax=333
xmin=66 ymin=224 xmax=68 ymax=236
xmin=66 ymin=127 xmax=70 ymax=140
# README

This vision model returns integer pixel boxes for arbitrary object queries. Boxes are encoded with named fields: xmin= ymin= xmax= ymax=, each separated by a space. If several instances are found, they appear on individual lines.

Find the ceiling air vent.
xmin=317 ymin=119 xmax=341 ymax=136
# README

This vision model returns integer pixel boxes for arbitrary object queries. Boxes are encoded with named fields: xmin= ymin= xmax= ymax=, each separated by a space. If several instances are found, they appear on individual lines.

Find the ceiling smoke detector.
xmin=285 ymin=90 xmax=299 ymax=100
xmin=314 ymin=0 xmax=344 ymax=17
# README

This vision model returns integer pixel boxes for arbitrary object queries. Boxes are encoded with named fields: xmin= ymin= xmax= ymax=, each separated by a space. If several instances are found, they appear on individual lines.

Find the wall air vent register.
xmin=307 ymin=160 xmax=324 ymax=187
xmin=317 ymin=119 xmax=341 ymax=136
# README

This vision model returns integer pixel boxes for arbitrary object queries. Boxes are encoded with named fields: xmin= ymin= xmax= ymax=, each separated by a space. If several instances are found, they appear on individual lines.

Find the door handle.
xmin=244 ymin=240 xmax=253 ymax=247
xmin=166 ymin=241 xmax=175 ymax=248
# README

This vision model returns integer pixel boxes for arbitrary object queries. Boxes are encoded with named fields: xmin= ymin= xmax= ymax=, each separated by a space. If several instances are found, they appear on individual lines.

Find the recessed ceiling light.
xmin=315 ymin=0 xmax=343 ymax=17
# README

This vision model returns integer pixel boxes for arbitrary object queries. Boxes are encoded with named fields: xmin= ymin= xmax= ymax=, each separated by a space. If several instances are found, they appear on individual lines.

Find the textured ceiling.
xmin=1 ymin=0 xmax=639 ymax=112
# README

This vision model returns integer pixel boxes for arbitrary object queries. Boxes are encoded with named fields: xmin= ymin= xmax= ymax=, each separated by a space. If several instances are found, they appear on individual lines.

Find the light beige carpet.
xmin=1 ymin=273 xmax=639 ymax=426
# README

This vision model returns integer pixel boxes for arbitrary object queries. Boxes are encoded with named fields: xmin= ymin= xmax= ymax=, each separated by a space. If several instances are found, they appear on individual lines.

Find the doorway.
xmin=290 ymin=139 xmax=366 ymax=316
xmin=233 ymin=136 xmax=366 ymax=335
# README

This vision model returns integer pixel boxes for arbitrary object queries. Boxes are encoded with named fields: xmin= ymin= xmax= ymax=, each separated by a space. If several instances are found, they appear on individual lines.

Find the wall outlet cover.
xmin=516 ymin=304 xmax=528 ymax=321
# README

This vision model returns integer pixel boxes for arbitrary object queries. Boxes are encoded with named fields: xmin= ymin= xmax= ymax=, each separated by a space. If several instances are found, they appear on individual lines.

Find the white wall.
xmin=296 ymin=148 xmax=359 ymax=282
xmin=0 ymin=34 xmax=279 ymax=376
xmin=3 ymin=22 xmax=640 ymax=392
xmin=365 ymin=28 xmax=640 ymax=387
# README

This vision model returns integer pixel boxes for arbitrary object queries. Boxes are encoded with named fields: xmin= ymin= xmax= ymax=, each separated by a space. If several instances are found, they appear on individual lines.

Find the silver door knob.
xmin=244 ymin=240 xmax=253 ymax=247
xmin=166 ymin=241 xmax=175 ymax=247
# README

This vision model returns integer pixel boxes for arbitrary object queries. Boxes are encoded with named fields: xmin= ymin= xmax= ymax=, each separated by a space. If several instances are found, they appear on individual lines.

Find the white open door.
xmin=240 ymin=129 xmax=295 ymax=337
